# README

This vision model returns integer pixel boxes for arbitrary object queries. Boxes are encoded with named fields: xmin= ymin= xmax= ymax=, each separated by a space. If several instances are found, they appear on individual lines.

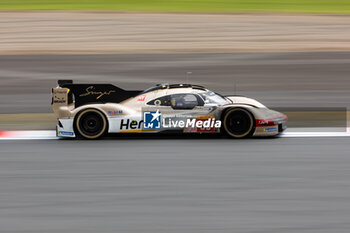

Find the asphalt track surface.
xmin=0 ymin=136 xmax=350 ymax=233
xmin=1 ymin=52 xmax=350 ymax=113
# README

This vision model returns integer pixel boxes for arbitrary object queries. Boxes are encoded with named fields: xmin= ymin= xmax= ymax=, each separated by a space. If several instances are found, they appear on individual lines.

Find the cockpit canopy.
xmin=141 ymin=83 xmax=207 ymax=94
xmin=147 ymin=90 xmax=230 ymax=109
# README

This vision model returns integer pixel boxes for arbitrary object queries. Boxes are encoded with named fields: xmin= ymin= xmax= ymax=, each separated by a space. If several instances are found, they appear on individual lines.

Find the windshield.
xmin=199 ymin=91 xmax=229 ymax=105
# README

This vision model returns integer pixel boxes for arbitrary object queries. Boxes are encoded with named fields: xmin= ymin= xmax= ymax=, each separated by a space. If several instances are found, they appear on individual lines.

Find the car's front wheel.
xmin=222 ymin=108 xmax=254 ymax=138
xmin=75 ymin=109 xmax=108 ymax=139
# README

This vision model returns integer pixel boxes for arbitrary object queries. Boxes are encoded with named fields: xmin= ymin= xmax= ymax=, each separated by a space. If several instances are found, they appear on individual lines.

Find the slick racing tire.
xmin=222 ymin=108 xmax=255 ymax=139
xmin=75 ymin=109 xmax=108 ymax=139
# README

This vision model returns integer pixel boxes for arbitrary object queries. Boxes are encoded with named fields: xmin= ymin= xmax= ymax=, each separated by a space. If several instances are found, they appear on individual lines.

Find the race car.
xmin=52 ymin=80 xmax=287 ymax=139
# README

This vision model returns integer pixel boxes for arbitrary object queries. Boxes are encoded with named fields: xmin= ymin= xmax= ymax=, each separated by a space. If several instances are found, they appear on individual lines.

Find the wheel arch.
xmin=220 ymin=106 xmax=256 ymax=138
xmin=73 ymin=107 xmax=109 ymax=139
xmin=220 ymin=105 xmax=257 ymax=122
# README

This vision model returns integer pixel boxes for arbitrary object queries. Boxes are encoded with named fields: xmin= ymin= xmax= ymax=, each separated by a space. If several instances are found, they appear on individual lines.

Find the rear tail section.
xmin=53 ymin=80 xmax=141 ymax=108
xmin=51 ymin=80 xmax=73 ymax=107
xmin=52 ymin=82 xmax=71 ymax=103
xmin=51 ymin=80 xmax=142 ymax=114
xmin=51 ymin=80 xmax=75 ymax=120
xmin=51 ymin=80 xmax=142 ymax=138
xmin=51 ymin=80 xmax=76 ymax=138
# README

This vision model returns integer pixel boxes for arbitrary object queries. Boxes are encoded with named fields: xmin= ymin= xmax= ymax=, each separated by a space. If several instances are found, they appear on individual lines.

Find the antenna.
xmin=186 ymin=72 xmax=192 ymax=84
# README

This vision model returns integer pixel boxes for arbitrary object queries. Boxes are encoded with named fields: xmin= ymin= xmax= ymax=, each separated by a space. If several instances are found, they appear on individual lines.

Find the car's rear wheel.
xmin=222 ymin=108 xmax=254 ymax=138
xmin=75 ymin=109 xmax=107 ymax=139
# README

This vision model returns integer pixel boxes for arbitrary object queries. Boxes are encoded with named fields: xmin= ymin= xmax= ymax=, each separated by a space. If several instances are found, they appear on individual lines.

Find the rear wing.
xmin=52 ymin=80 xmax=142 ymax=108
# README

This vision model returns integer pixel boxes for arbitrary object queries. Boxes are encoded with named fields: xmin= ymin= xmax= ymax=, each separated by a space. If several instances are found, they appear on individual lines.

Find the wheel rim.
xmin=224 ymin=109 xmax=253 ymax=138
xmin=77 ymin=110 xmax=106 ymax=139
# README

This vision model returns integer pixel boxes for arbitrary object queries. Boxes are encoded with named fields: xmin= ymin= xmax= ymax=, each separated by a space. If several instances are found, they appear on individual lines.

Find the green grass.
xmin=0 ymin=0 xmax=350 ymax=13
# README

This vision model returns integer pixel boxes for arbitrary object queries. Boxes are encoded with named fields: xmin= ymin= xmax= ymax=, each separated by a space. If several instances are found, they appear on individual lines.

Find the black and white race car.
xmin=52 ymin=80 xmax=287 ymax=139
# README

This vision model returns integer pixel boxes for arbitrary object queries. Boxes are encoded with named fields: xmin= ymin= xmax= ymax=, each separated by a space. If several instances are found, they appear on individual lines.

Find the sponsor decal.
xmin=143 ymin=110 xmax=162 ymax=129
xmin=183 ymin=116 xmax=219 ymax=133
xmin=142 ymin=110 xmax=221 ymax=131
xmin=58 ymin=131 xmax=74 ymax=136
xmin=120 ymin=119 xmax=144 ymax=130
xmin=264 ymin=127 xmax=277 ymax=132
xmin=258 ymin=120 xmax=269 ymax=125
xmin=256 ymin=119 xmax=275 ymax=127
xmin=194 ymin=106 xmax=210 ymax=110
xmin=137 ymin=94 xmax=146 ymax=101
xmin=79 ymin=86 xmax=116 ymax=100
xmin=53 ymin=89 xmax=68 ymax=94
xmin=120 ymin=111 xmax=221 ymax=132
xmin=53 ymin=90 xmax=67 ymax=104
xmin=53 ymin=99 xmax=66 ymax=104
xmin=165 ymin=117 xmax=221 ymax=130
xmin=108 ymin=110 xmax=123 ymax=115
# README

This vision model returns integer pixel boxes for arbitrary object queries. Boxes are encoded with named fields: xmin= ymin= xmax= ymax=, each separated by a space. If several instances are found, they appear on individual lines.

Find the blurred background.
xmin=0 ymin=2 xmax=349 ymax=127
xmin=2 ymin=2 xmax=350 ymax=233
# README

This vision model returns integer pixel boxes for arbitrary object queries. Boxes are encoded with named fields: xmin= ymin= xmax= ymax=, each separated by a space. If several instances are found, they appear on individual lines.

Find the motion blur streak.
xmin=0 ymin=12 xmax=350 ymax=54
xmin=1 ymin=52 xmax=350 ymax=115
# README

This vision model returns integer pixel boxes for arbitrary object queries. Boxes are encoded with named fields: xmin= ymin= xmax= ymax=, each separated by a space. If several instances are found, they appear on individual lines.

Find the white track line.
xmin=0 ymin=130 xmax=350 ymax=140
xmin=280 ymin=132 xmax=350 ymax=137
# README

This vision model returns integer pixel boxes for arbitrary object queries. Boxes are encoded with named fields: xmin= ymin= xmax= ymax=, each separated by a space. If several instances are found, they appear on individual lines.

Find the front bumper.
xmin=253 ymin=114 xmax=287 ymax=136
